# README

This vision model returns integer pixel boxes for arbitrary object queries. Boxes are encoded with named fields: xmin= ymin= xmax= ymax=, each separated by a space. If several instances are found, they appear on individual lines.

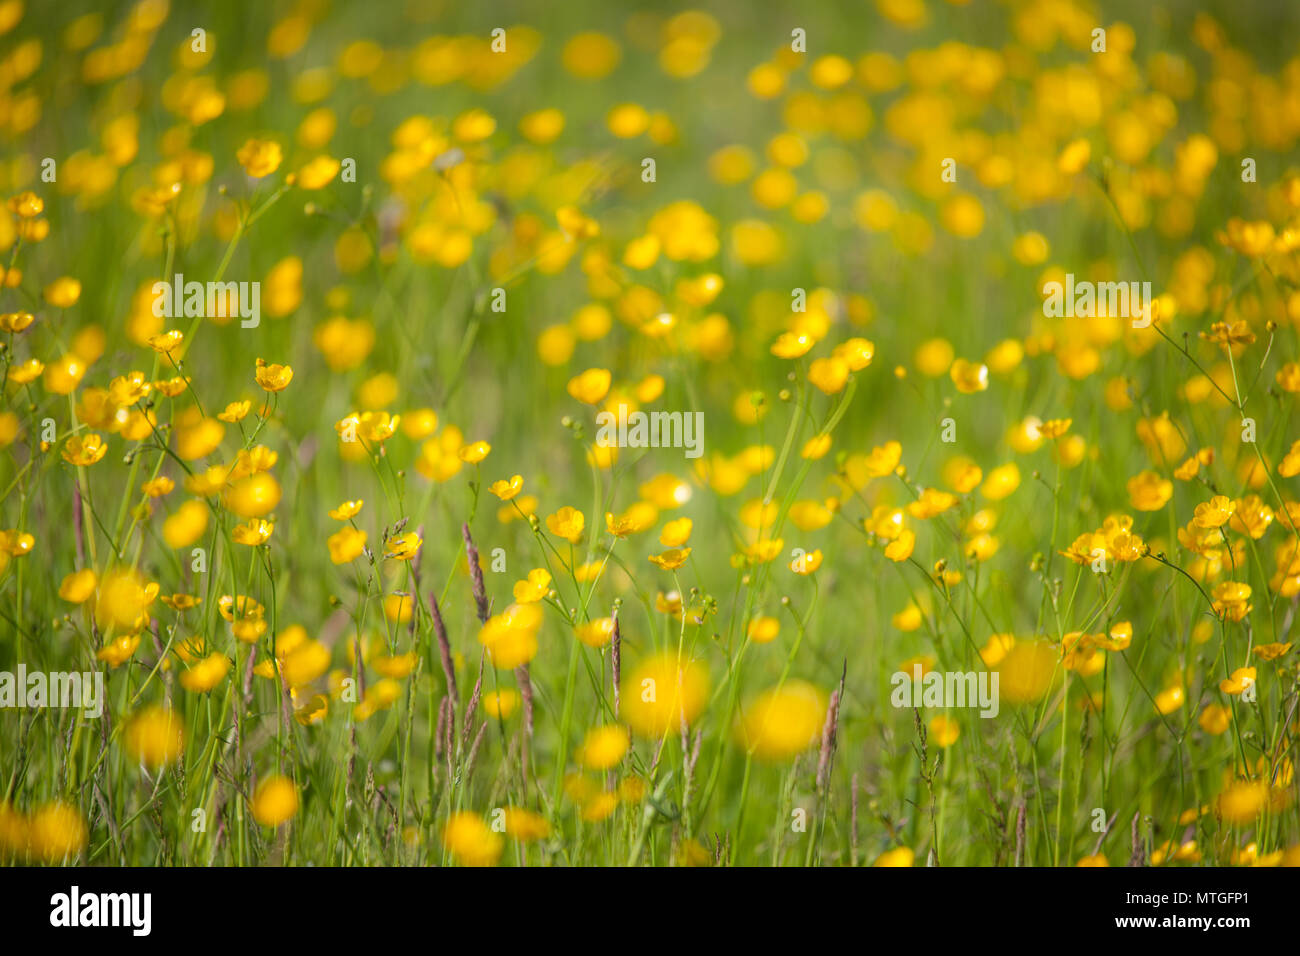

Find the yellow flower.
xmin=489 ymin=475 xmax=523 ymax=500
xmin=172 ymin=407 xmax=225 ymax=460
xmin=442 ymin=812 xmax=503 ymax=866
xmin=979 ymin=633 xmax=1015 ymax=666
xmin=996 ymin=641 xmax=1058 ymax=703
xmin=8 ymin=190 xmax=44 ymax=218
xmin=940 ymin=193 xmax=984 ymax=238
xmin=1200 ymin=318 xmax=1256 ymax=348
xmin=659 ymin=517 xmax=693 ymax=547
xmin=147 ymin=329 xmax=184 ymax=353
xmin=640 ymin=473 xmax=692 ymax=509
xmin=327 ymin=526 xmax=367 ymax=564
xmin=621 ymin=653 xmax=709 ymax=736
xmin=1127 ymin=470 xmax=1173 ymax=511
xmin=1038 ymin=418 xmax=1072 ymax=439
xmin=384 ymin=531 xmax=421 ymax=561
xmin=0 ymin=529 xmax=33 ymax=558
xmin=7 ymin=358 xmax=44 ymax=384
xmin=314 ymin=316 xmax=375 ymax=371
xmin=575 ymin=725 xmax=630 ymax=770
xmin=124 ymin=705 xmax=184 ymax=768
xmin=397 ymin=408 xmax=437 ymax=439
xmin=546 ymin=506 xmax=585 ymax=543
xmin=1280 ymin=440 xmax=1300 ymax=477
xmin=232 ymin=518 xmax=274 ymax=546
xmin=907 ymin=488 xmax=957 ymax=519
xmin=478 ymin=603 xmax=543 ymax=670
xmin=502 ymin=807 xmax=551 ymax=841
xmin=226 ymin=450 xmax=275 ymax=483
xmin=1228 ymin=495 xmax=1272 ymax=539
xmin=224 ymin=473 xmax=282 ymax=518
xmin=834 ymin=337 xmax=875 ymax=370
xmin=808 ymin=356 xmax=849 ymax=394
xmin=351 ymin=410 xmax=400 ymax=443
xmin=520 ymin=109 xmax=565 ymax=144
xmin=295 ymin=694 xmax=329 ymax=726
xmin=1094 ymin=621 xmax=1133 ymax=652
xmin=1058 ymin=138 xmax=1091 ymax=174
xmin=416 ymin=426 xmax=468 ymax=482
xmin=1216 ymin=779 xmax=1268 ymax=824
xmin=251 ymin=774 xmax=299 ymax=827
xmin=1154 ymin=684 xmax=1185 ymax=715
xmin=623 ymin=234 xmax=661 ymax=269
xmin=328 ymin=499 xmax=363 ymax=520
xmin=295 ymin=155 xmax=340 ymax=189
xmin=108 ymin=371 xmax=151 ymax=406
xmin=179 ymin=652 xmax=231 ymax=693
xmin=43 ymin=277 xmax=82 ymax=308
xmin=801 ymin=433 xmax=832 ymax=460
xmin=771 ymin=330 xmax=814 ymax=358
xmin=742 ymin=537 xmax=784 ymax=564
xmin=62 ymin=433 xmax=108 ymax=466
xmin=566 ymin=367 xmax=612 ymax=405
xmin=233 ymin=618 xmax=268 ymax=644
xmin=1212 ymin=582 xmax=1252 ymax=622
xmin=915 ymin=338 xmax=954 ymax=376
xmin=0 ymin=311 xmax=33 ymax=333
xmin=1193 ymin=495 xmax=1235 ymax=529
xmin=1199 ymin=704 xmax=1231 ymax=735
xmin=58 ymin=569 xmax=97 ymax=603
xmin=581 ymin=791 xmax=620 ymax=822
xmin=458 ymin=439 xmax=490 ymax=463
xmin=873 ymin=846 xmax=915 ymax=867
xmin=791 ymin=548 xmax=823 ymax=574
xmin=884 ymin=530 xmax=915 ymax=562
xmin=1219 ymin=666 xmax=1256 ymax=695
xmin=163 ymin=499 xmax=209 ymax=549
xmin=512 ymin=568 xmax=552 ymax=603
xmin=160 ymin=593 xmax=201 ymax=611
xmin=27 ymin=802 xmax=88 ymax=862
xmin=607 ymin=102 xmax=650 ymax=138
xmin=219 ymin=595 xmax=265 ymax=623
xmin=383 ymin=594 xmax=414 ymax=624
xmin=929 ymin=714 xmax=960 ymax=748
xmin=606 ymin=502 xmax=657 ymax=537
xmin=236 ymin=138 xmax=283 ymax=178
xmin=483 ymin=689 xmax=520 ymax=719
xmin=563 ymin=31 xmax=621 ymax=78
xmin=354 ymin=678 xmax=402 ymax=720
xmin=649 ymin=547 xmax=691 ymax=570
xmin=1277 ymin=362 xmax=1300 ymax=393
xmin=282 ymin=640 xmax=330 ymax=687
xmin=453 ymin=108 xmax=496 ymax=142
xmin=949 ymin=359 xmax=989 ymax=393
xmin=556 ymin=205 xmax=600 ymax=239
xmin=575 ymin=617 xmax=615 ymax=648
xmin=94 ymin=568 xmax=158 ymax=633
xmin=97 ymin=634 xmax=141 ymax=668
xmin=254 ymin=358 xmax=293 ymax=392
xmin=747 ymin=616 xmax=780 ymax=643
xmin=735 ymin=681 xmax=826 ymax=760
xmin=1218 ymin=220 xmax=1275 ymax=259
xmin=217 ymin=400 xmax=251 ymax=423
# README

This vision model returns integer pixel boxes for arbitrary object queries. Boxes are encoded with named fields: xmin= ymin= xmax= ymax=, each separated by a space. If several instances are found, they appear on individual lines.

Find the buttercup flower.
xmin=237 ymin=138 xmax=283 ymax=177
xmin=254 ymin=358 xmax=294 ymax=392
xmin=546 ymin=506 xmax=585 ymax=543
xmin=62 ymin=433 xmax=108 ymax=466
